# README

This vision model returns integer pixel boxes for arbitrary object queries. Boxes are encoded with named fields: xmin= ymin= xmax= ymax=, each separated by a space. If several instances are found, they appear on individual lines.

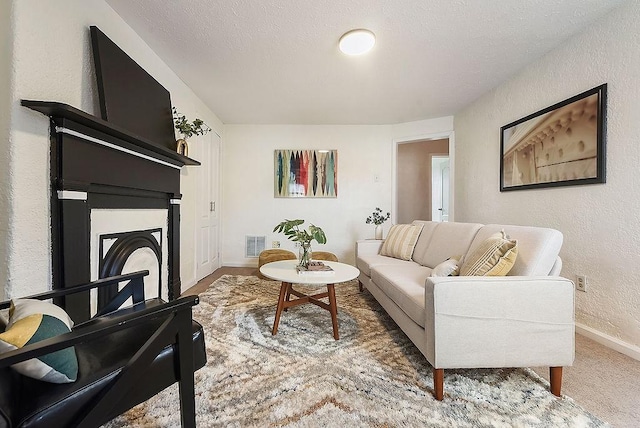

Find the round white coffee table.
xmin=259 ymin=260 xmax=360 ymax=340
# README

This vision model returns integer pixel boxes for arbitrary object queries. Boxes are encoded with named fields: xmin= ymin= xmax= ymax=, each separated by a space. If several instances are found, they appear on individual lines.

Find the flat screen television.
xmin=90 ymin=26 xmax=176 ymax=151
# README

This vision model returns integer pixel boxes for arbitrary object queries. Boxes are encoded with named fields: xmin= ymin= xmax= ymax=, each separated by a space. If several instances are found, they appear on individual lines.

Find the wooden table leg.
xmin=272 ymin=282 xmax=291 ymax=335
xmin=327 ymin=284 xmax=339 ymax=340
xmin=284 ymin=283 xmax=292 ymax=311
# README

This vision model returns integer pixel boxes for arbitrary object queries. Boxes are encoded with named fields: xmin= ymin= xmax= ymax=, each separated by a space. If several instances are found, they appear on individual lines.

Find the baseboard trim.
xmin=222 ymin=261 xmax=257 ymax=268
xmin=180 ymin=278 xmax=197 ymax=294
xmin=576 ymin=322 xmax=640 ymax=361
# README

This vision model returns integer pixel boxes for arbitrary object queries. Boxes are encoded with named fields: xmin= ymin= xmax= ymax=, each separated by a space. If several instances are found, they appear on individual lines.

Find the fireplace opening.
xmin=98 ymin=228 xmax=162 ymax=310
xmin=90 ymin=208 xmax=169 ymax=316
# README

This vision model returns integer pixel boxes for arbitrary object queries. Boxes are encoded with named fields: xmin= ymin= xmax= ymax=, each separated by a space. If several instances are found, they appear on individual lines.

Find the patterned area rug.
xmin=104 ymin=275 xmax=607 ymax=427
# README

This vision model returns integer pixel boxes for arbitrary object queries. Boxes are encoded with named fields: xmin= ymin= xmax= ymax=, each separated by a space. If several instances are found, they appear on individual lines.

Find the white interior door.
xmin=196 ymin=131 xmax=220 ymax=280
xmin=431 ymin=156 xmax=450 ymax=222
xmin=441 ymin=162 xmax=450 ymax=222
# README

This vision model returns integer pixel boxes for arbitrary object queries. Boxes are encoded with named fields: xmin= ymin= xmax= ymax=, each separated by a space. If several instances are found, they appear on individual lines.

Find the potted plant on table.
xmin=366 ymin=208 xmax=391 ymax=239
xmin=273 ymin=219 xmax=327 ymax=268
xmin=172 ymin=107 xmax=212 ymax=156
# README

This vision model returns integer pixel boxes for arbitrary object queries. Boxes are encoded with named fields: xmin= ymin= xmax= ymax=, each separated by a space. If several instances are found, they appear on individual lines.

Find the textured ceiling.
xmin=105 ymin=0 xmax=625 ymax=125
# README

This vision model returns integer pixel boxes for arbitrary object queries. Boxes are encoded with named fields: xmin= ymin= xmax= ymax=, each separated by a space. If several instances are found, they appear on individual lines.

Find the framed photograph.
xmin=274 ymin=149 xmax=337 ymax=198
xmin=500 ymin=84 xmax=607 ymax=191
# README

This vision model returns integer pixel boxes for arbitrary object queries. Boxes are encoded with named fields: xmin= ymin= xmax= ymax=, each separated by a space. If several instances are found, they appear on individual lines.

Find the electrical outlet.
xmin=294 ymin=242 xmax=301 ymax=248
xmin=272 ymin=241 xmax=280 ymax=248
xmin=576 ymin=275 xmax=587 ymax=292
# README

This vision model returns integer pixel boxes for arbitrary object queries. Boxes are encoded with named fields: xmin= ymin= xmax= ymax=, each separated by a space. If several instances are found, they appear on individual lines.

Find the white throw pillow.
xmin=430 ymin=257 xmax=461 ymax=277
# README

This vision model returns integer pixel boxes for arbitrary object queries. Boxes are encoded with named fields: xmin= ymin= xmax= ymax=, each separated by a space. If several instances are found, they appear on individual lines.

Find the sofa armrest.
xmin=424 ymin=276 xmax=575 ymax=369
xmin=355 ymin=239 xmax=384 ymax=257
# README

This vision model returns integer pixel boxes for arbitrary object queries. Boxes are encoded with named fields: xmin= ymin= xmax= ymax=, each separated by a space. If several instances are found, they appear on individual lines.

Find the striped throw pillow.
xmin=380 ymin=224 xmax=424 ymax=261
xmin=460 ymin=230 xmax=518 ymax=276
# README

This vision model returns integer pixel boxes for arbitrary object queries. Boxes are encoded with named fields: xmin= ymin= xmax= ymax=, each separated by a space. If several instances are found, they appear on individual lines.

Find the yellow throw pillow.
xmin=380 ymin=224 xmax=424 ymax=261
xmin=460 ymin=230 xmax=518 ymax=276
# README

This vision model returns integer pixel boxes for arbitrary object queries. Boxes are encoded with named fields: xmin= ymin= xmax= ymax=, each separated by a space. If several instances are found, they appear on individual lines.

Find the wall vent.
xmin=245 ymin=235 xmax=266 ymax=258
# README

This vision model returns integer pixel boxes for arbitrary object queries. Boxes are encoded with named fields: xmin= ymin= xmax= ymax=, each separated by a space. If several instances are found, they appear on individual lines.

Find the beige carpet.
xmin=104 ymin=275 xmax=608 ymax=427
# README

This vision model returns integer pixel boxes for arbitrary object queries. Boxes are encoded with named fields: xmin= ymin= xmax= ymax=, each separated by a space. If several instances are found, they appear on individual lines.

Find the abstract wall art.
xmin=500 ymin=84 xmax=607 ymax=191
xmin=274 ymin=149 xmax=337 ymax=198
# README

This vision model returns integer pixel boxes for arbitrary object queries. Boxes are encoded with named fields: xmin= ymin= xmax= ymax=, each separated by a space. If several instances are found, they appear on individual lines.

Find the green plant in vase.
xmin=273 ymin=219 xmax=327 ymax=268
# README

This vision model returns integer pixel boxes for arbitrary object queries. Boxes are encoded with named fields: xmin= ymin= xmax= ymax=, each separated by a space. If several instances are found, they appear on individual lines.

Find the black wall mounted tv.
xmin=90 ymin=26 xmax=176 ymax=151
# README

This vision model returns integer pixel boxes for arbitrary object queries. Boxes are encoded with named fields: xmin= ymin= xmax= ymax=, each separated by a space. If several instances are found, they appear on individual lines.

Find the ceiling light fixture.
xmin=339 ymin=29 xmax=376 ymax=56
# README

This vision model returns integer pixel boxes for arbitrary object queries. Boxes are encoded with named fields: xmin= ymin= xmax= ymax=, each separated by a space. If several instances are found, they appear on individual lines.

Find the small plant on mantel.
xmin=172 ymin=107 xmax=211 ymax=139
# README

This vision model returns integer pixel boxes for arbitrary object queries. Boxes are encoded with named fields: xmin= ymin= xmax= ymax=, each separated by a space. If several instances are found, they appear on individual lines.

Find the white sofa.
xmin=356 ymin=221 xmax=574 ymax=400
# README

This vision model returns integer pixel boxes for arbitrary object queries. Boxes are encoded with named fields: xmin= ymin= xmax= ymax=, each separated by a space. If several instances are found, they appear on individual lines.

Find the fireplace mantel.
xmin=22 ymin=100 xmax=200 ymax=167
xmin=22 ymin=99 xmax=197 ymax=322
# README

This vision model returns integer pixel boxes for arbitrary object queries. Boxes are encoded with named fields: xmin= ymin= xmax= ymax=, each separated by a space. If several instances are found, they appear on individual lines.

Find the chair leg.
xmin=177 ymin=311 xmax=197 ymax=428
xmin=433 ymin=368 xmax=444 ymax=400
xmin=550 ymin=366 xmax=562 ymax=397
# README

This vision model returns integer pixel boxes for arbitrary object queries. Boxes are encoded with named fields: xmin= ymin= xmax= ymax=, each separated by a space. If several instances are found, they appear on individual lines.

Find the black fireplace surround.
xmin=22 ymin=100 xmax=199 ymax=322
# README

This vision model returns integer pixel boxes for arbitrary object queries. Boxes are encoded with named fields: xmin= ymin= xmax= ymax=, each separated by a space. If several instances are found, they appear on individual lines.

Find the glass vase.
xmin=375 ymin=224 xmax=383 ymax=240
xmin=298 ymin=241 xmax=312 ymax=269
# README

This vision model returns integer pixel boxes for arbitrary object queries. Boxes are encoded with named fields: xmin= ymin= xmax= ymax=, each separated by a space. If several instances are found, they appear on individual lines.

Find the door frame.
xmin=392 ymin=131 xmax=455 ymax=224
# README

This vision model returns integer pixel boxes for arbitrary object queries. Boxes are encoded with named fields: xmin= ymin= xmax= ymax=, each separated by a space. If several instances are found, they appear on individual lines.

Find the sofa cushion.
xmin=411 ymin=221 xmax=440 ymax=264
xmin=419 ymin=222 xmax=483 ymax=268
xmin=0 ymin=299 xmax=78 ymax=384
xmin=467 ymin=224 xmax=562 ymax=276
xmin=370 ymin=264 xmax=431 ymax=328
xmin=356 ymin=253 xmax=413 ymax=277
xmin=459 ymin=231 xmax=518 ymax=276
xmin=380 ymin=224 xmax=424 ymax=261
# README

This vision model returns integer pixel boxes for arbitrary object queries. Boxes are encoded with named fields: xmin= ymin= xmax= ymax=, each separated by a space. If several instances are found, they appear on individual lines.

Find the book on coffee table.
xmin=296 ymin=261 xmax=335 ymax=275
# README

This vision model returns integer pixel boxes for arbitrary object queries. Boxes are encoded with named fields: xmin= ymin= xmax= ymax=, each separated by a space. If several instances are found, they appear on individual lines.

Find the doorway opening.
xmin=395 ymin=135 xmax=453 ymax=224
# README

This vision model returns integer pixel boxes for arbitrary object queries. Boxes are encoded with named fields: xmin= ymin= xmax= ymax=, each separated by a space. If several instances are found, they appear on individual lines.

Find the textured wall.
xmin=454 ymin=1 xmax=640 ymax=349
xmin=6 ymin=0 xmax=223 ymax=297
xmin=0 ymin=0 xmax=13 ymax=301
xmin=222 ymin=118 xmax=453 ymax=266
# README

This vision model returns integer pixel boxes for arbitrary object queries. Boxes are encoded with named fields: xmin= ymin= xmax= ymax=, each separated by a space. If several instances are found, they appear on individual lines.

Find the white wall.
xmin=5 ymin=0 xmax=222 ymax=297
xmin=223 ymin=125 xmax=391 ymax=266
xmin=222 ymin=118 xmax=453 ymax=266
xmin=0 ymin=1 xmax=13 ymax=301
xmin=454 ymin=1 xmax=640 ymax=352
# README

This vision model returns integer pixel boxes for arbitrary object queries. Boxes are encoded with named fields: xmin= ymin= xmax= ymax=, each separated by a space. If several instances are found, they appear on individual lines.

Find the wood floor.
xmin=183 ymin=266 xmax=640 ymax=427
